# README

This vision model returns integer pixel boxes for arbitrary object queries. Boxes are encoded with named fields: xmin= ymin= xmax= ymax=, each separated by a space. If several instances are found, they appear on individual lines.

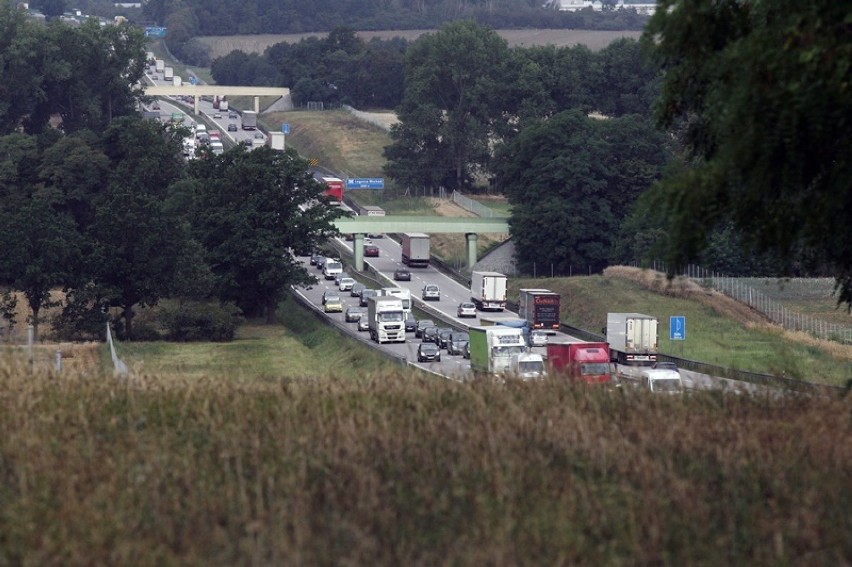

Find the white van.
xmin=640 ymin=368 xmax=684 ymax=394
xmin=382 ymin=287 xmax=411 ymax=315
xmin=322 ymin=259 xmax=343 ymax=281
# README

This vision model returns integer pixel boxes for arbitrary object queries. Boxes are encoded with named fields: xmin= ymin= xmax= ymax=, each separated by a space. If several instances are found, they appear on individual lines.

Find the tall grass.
xmin=0 ymin=364 xmax=848 ymax=565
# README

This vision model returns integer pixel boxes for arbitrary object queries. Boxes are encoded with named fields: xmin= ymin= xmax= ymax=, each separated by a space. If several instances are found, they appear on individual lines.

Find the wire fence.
xmin=451 ymin=191 xmax=497 ymax=218
xmin=639 ymin=262 xmax=852 ymax=345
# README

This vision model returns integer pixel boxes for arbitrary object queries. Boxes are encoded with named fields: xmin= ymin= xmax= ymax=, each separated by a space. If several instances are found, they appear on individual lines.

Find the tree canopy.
xmin=643 ymin=0 xmax=852 ymax=305
xmin=188 ymin=146 xmax=345 ymax=323
xmin=494 ymin=111 xmax=669 ymax=274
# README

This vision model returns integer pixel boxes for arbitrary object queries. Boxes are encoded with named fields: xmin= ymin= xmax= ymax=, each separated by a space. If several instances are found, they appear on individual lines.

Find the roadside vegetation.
xmin=1 ymin=362 xmax=848 ymax=564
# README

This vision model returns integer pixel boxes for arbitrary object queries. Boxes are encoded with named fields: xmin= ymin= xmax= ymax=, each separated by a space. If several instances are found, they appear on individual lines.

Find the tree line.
xmin=0 ymin=6 xmax=344 ymax=341
xmin=147 ymin=0 xmax=648 ymax=66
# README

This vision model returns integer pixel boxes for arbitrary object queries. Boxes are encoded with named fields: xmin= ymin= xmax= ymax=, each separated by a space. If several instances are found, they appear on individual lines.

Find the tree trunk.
xmin=265 ymin=297 xmax=277 ymax=324
xmin=123 ymin=305 xmax=135 ymax=340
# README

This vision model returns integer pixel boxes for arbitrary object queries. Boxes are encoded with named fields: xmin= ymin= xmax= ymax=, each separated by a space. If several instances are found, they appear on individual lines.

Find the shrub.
xmin=159 ymin=301 xmax=243 ymax=342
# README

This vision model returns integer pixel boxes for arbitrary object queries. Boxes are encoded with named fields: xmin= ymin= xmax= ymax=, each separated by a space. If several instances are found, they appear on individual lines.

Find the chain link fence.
xmin=639 ymin=262 xmax=852 ymax=345
xmin=451 ymin=191 xmax=496 ymax=218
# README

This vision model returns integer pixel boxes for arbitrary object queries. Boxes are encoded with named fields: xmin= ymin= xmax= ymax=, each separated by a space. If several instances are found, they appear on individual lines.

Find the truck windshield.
xmin=519 ymin=361 xmax=544 ymax=374
xmin=492 ymin=345 xmax=526 ymax=357
xmin=326 ymin=262 xmax=342 ymax=271
xmin=379 ymin=312 xmax=403 ymax=322
xmin=580 ymin=363 xmax=610 ymax=376
xmin=652 ymin=378 xmax=683 ymax=392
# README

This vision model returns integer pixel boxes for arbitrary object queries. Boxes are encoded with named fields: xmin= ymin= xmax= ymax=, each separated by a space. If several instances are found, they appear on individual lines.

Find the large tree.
xmin=384 ymin=21 xmax=513 ymax=190
xmin=494 ymin=110 xmax=669 ymax=275
xmin=644 ymin=0 xmax=852 ymax=305
xmin=189 ymin=146 xmax=344 ymax=323
xmin=84 ymin=118 xmax=189 ymax=339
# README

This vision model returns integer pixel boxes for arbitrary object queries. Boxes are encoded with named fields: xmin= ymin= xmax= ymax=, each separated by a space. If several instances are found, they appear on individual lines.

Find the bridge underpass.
xmin=333 ymin=216 xmax=510 ymax=270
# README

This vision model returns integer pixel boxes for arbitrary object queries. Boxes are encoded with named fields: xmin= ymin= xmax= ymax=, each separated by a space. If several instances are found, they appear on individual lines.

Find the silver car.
xmin=422 ymin=284 xmax=440 ymax=301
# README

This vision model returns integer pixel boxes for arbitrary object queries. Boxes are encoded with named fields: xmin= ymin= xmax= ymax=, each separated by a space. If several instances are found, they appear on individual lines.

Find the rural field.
xmin=197 ymin=29 xmax=644 ymax=60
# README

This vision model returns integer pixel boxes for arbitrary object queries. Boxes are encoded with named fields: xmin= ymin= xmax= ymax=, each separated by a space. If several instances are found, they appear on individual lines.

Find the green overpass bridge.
xmin=333 ymin=216 xmax=510 ymax=270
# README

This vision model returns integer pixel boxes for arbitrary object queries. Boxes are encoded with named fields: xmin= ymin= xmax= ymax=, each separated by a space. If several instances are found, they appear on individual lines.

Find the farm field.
xmin=197 ymin=29 xmax=644 ymax=60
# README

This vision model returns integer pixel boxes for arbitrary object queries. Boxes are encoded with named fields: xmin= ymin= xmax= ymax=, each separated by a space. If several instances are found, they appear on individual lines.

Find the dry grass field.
xmin=198 ymin=29 xmax=643 ymax=59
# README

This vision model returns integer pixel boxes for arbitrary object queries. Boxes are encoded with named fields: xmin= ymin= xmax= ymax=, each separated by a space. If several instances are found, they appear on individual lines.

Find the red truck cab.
xmin=546 ymin=341 xmax=612 ymax=384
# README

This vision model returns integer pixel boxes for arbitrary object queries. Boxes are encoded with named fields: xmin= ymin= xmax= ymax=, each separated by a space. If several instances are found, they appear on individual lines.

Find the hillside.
xmin=511 ymin=267 xmax=852 ymax=384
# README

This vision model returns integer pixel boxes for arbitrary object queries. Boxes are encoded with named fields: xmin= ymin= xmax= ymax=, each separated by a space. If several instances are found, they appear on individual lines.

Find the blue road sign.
xmin=670 ymin=316 xmax=686 ymax=341
xmin=282 ymin=123 xmax=290 ymax=134
xmin=145 ymin=27 xmax=167 ymax=38
xmin=346 ymin=178 xmax=385 ymax=190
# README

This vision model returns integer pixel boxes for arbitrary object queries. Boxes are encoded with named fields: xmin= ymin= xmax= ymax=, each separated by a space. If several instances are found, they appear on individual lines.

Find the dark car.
xmin=350 ymin=283 xmax=366 ymax=298
xmin=345 ymin=306 xmax=365 ymax=322
xmin=436 ymin=327 xmax=454 ymax=350
xmin=310 ymin=252 xmax=323 ymax=265
xmin=415 ymin=319 xmax=435 ymax=338
xmin=364 ymin=244 xmax=379 ymax=257
xmin=404 ymin=314 xmax=417 ymax=333
xmin=447 ymin=332 xmax=470 ymax=355
xmin=322 ymin=290 xmax=340 ymax=305
xmin=421 ymin=326 xmax=439 ymax=344
xmin=417 ymin=342 xmax=441 ymax=363
xmin=394 ymin=268 xmax=411 ymax=281
xmin=359 ymin=289 xmax=378 ymax=307
xmin=227 ymin=123 xmax=238 ymax=132
xmin=254 ymin=132 xmax=264 ymax=139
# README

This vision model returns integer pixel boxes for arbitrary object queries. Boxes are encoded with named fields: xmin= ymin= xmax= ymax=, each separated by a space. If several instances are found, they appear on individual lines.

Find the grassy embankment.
xmin=513 ymin=267 xmax=852 ymax=385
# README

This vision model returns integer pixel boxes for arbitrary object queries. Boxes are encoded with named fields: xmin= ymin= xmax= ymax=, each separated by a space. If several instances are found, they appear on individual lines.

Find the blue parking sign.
xmin=670 ymin=316 xmax=686 ymax=340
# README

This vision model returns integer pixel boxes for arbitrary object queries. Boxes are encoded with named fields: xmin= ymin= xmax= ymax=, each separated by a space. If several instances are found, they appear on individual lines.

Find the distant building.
xmin=555 ymin=0 xmax=655 ymax=15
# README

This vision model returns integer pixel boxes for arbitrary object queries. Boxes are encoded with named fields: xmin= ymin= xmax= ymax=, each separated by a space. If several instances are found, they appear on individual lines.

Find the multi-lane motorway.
xmin=143 ymin=69 xmax=267 ymax=150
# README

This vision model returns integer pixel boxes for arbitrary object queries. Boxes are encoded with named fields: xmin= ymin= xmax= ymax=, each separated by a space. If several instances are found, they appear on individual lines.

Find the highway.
xmin=143 ymin=67 xmax=267 ymax=150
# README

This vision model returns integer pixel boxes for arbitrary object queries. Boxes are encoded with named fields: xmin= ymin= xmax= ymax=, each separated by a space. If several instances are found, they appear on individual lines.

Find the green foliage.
xmin=644 ymin=0 xmax=852 ymax=306
xmin=0 ymin=6 xmax=148 ymax=135
xmin=494 ymin=111 xmax=669 ymax=275
xmin=159 ymin=301 xmax=243 ymax=342
xmin=188 ymin=146 xmax=344 ymax=322
xmin=384 ymin=21 xmax=513 ymax=190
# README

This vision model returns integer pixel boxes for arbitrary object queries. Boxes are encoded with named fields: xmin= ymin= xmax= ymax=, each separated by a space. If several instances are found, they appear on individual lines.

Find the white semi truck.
xmin=367 ymin=296 xmax=406 ymax=344
xmin=470 ymin=271 xmax=508 ymax=311
xmin=606 ymin=313 xmax=658 ymax=365
xmin=164 ymin=66 xmax=174 ymax=81
xmin=382 ymin=288 xmax=411 ymax=317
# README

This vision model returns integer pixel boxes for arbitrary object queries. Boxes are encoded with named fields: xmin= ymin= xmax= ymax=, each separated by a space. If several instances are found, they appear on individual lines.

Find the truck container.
xmin=401 ymin=233 xmax=430 ymax=267
xmin=606 ymin=313 xmax=658 ymax=364
xmin=241 ymin=110 xmax=258 ymax=130
xmin=367 ymin=296 xmax=406 ymax=344
xmin=155 ymin=59 xmax=164 ymax=73
xmin=268 ymin=132 xmax=285 ymax=150
xmin=164 ymin=67 xmax=174 ymax=81
xmin=470 ymin=271 xmax=508 ymax=311
xmin=468 ymin=326 xmax=529 ymax=375
xmin=546 ymin=341 xmax=612 ymax=384
xmin=518 ymin=288 xmax=561 ymax=331
xmin=381 ymin=287 xmax=411 ymax=316
xmin=172 ymin=75 xmax=182 ymax=86
xmin=219 ymin=99 xmax=229 ymax=111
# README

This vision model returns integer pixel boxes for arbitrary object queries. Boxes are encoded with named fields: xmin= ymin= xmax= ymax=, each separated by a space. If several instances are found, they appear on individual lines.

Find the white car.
xmin=456 ymin=302 xmax=476 ymax=318
xmin=338 ymin=277 xmax=356 ymax=292
xmin=529 ymin=330 xmax=549 ymax=347
xmin=422 ymin=284 xmax=440 ymax=301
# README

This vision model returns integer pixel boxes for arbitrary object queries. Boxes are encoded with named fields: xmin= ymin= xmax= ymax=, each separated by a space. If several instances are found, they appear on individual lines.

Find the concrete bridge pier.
xmin=466 ymin=233 xmax=478 ymax=269
xmin=353 ymin=233 xmax=366 ymax=271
